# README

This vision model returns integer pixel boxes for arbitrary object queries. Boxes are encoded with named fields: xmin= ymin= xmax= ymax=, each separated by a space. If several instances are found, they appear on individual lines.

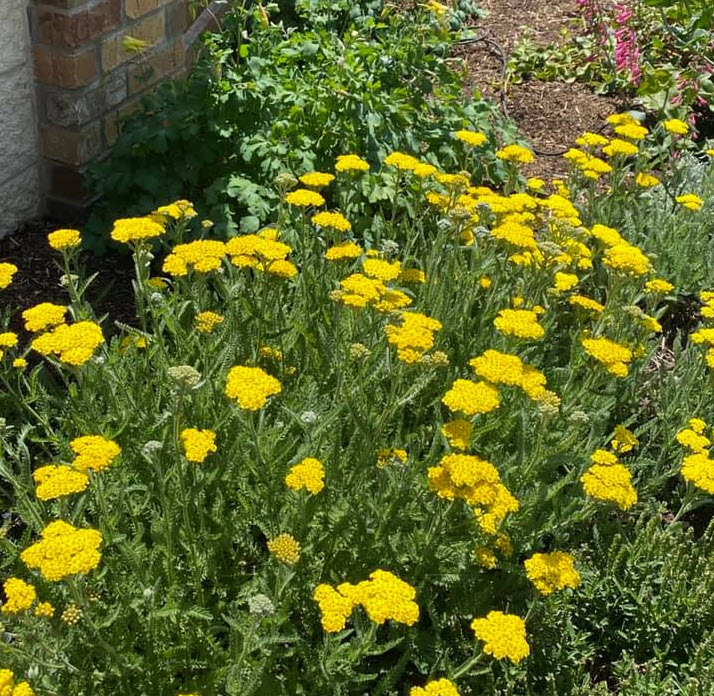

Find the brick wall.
xmin=30 ymin=0 xmax=191 ymax=216
xmin=0 ymin=0 xmax=42 ymax=237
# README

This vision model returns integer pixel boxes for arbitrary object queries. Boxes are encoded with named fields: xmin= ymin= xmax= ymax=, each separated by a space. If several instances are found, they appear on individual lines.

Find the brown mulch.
xmin=457 ymin=0 xmax=626 ymax=179
xmin=0 ymin=218 xmax=136 ymax=336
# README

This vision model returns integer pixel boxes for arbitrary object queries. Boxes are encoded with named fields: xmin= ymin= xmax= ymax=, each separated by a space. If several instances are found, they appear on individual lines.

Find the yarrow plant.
xmin=2 ymin=108 xmax=714 ymax=696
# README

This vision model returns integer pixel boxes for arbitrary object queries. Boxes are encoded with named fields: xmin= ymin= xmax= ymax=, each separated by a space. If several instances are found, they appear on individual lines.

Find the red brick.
xmin=33 ymin=44 xmax=98 ymax=88
xmin=125 ymin=0 xmax=173 ymax=20
xmin=40 ymin=122 xmax=102 ymax=166
xmin=103 ymin=97 xmax=142 ymax=147
xmin=36 ymin=0 xmax=121 ymax=48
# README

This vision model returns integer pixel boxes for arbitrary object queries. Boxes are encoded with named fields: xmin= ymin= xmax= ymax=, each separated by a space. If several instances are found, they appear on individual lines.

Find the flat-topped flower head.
xmin=681 ymin=452 xmax=714 ymax=494
xmin=111 ymin=217 xmax=165 ymax=244
xmin=471 ymin=611 xmax=530 ymax=663
xmin=312 ymin=211 xmax=351 ymax=232
xmin=180 ymin=428 xmax=217 ymax=463
xmin=31 ymin=321 xmax=104 ymax=365
xmin=603 ymin=139 xmax=639 ymax=157
xmin=325 ymin=241 xmax=363 ymax=261
xmin=195 ymin=311 xmax=224 ymax=334
xmin=33 ymin=465 xmax=89 ymax=501
xmin=335 ymin=154 xmax=370 ymax=172
xmin=225 ymin=365 xmax=281 ymax=410
xmin=22 ymin=302 xmax=67 ymax=332
xmin=442 ymin=379 xmax=500 ymax=416
xmin=21 ymin=520 xmax=103 ymax=581
xmin=0 ymin=262 xmax=18 ymax=289
xmin=48 ymin=229 xmax=81 ymax=250
xmin=71 ymin=435 xmax=121 ymax=472
xmin=285 ymin=457 xmax=325 ymax=494
xmin=524 ymin=551 xmax=580 ymax=595
xmin=1 ymin=578 xmax=36 ymax=614
xmin=581 ymin=463 xmax=637 ymax=509
xmin=676 ymin=194 xmax=703 ymax=211
xmin=496 ymin=144 xmax=534 ymax=164
xmin=582 ymin=336 xmax=632 ymax=377
xmin=455 ymin=129 xmax=487 ymax=147
xmin=299 ymin=172 xmax=334 ymax=188
xmin=410 ymin=678 xmax=461 ymax=696
xmin=162 ymin=240 xmax=226 ymax=276
xmin=494 ymin=309 xmax=545 ymax=340
xmin=267 ymin=533 xmax=301 ymax=565
xmin=151 ymin=199 xmax=197 ymax=222
xmin=663 ymin=118 xmax=689 ymax=136
xmin=286 ymin=188 xmax=325 ymax=207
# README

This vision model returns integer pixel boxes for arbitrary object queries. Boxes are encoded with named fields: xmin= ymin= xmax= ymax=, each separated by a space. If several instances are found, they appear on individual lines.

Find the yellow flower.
xmin=363 ymin=258 xmax=402 ymax=281
xmin=602 ymin=139 xmax=639 ymax=157
xmin=553 ymin=272 xmax=579 ymax=292
xmin=299 ymin=172 xmax=335 ymax=188
xmin=399 ymin=268 xmax=426 ymax=284
xmin=474 ymin=546 xmax=497 ymax=569
xmin=225 ymin=366 xmax=281 ymax=410
xmin=337 ymin=570 xmax=419 ymax=627
xmin=611 ymin=425 xmax=638 ymax=454
xmin=267 ymin=533 xmax=301 ymax=565
xmin=471 ymin=611 xmax=530 ymax=663
xmin=676 ymin=194 xmax=703 ymax=211
xmin=581 ymin=463 xmax=637 ymax=509
xmin=582 ymin=336 xmax=632 ymax=377
xmin=285 ymin=188 xmax=325 ymax=207
xmin=111 ymin=217 xmax=165 ymax=244
xmin=33 ymin=465 xmax=89 ymax=500
xmin=568 ymin=295 xmax=604 ymax=314
xmin=441 ymin=419 xmax=473 ymax=450
xmin=490 ymin=220 xmax=537 ymax=251
xmin=48 ymin=229 xmax=81 ymax=250
xmin=455 ymin=129 xmax=487 ymax=147
xmin=410 ymin=678 xmax=462 ymax=696
xmin=0 ymin=332 xmax=17 ymax=349
xmin=313 ymin=583 xmax=356 ymax=632
xmin=1 ymin=578 xmax=36 ymax=614
xmin=681 ymin=452 xmax=714 ymax=494
xmin=663 ymin=119 xmax=689 ymax=136
xmin=479 ymin=276 xmax=492 ymax=289
xmin=614 ymin=123 xmax=648 ymax=140
xmin=603 ymin=244 xmax=651 ymax=276
xmin=34 ymin=601 xmax=55 ymax=618
xmin=590 ymin=223 xmax=624 ymax=247
xmin=335 ymin=154 xmax=370 ymax=172
xmin=180 ymin=428 xmax=217 ymax=463
xmin=607 ymin=113 xmax=638 ymax=127
xmin=22 ymin=302 xmax=67 ymax=332
xmin=384 ymin=151 xmax=422 ymax=171
xmin=195 ymin=311 xmax=224 ymax=333
xmin=675 ymin=428 xmax=710 ymax=453
xmin=636 ymin=172 xmax=660 ymax=188
xmin=13 ymin=358 xmax=27 ymax=370
xmin=21 ymin=520 xmax=103 ymax=581
xmin=384 ymin=312 xmax=442 ymax=363
xmin=376 ymin=448 xmax=408 ymax=468
xmin=151 ymin=199 xmax=197 ymax=222
xmin=285 ymin=457 xmax=325 ymax=494
xmin=645 ymin=278 xmax=673 ymax=294
xmin=71 ymin=435 xmax=121 ymax=472
xmin=312 ymin=211 xmax=351 ymax=232
xmin=494 ymin=309 xmax=545 ymax=340
xmin=688 ymin=418 xmax=707 ymax=435
xmin=524 ymin=551 xmax=580 ymax=595
xmin=12 ymin=682 xmax=35 ymax=696
xmin=442 ymin=379 xmax=500 ymax=416
xmin=575 ymin=132 xmax=609 ymax=147
xmin=162 ymin=240 xmax=226 ymax=276
xmin=496 ymin=144 xmax=534 ymax=164
xmin=0 ymin=262 xmax=18 ymax=289
xmin=31 ymin=321 xmax=105 ymax=365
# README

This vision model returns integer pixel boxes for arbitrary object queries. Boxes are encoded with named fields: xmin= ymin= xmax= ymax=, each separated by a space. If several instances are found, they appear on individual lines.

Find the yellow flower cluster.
xmin=325 ymin=241 xmax=363 ymax=261
xmin=384 ymin=312 xmax=443 ymax=364
xmin=563 ymin=148 xmax=612 ymax=179
xmin=151 ymin=199 xmax=197 ymax=222
xmin=376 ymin=448 xmax=407 ymax=468
xmin=335 ymin=271 xmax=411 ymax=312
xmin=111 ymin=217 xmax=165 ymax=244
xmin=225 ymin=234 xmax=297 ymax=278
xmin=455 ymin=129 xmax=487 ymax=147
xmin=0 ymin=670 xmax=36 ymax=696
xmin=611 ymin=424 xmax=639 ymax=453
xmin=180 ymin=428 xmax=217 ymax=463
xmin=409 ymin=678 xmax=461 ymax=696
xmin=22 ymin=302 xmax=67 ymax=332
xmin=471 ymin=611 xmax=530 ymax=663
xmin=33 ymin=465 xmax=89 ymax=501
xmin=21 ymin=520 xmax=103 ymax=581
xmin=0 ymin=262 xmax=18 ymax=289
xmin=267 ymin=533 xmax=301 ymax=565
xmin=495 ymin=144 xmax=534 ymax=164
xmin=48 ymin=228 xmax=81 ymax=250
xmin=299 ymin=172 xmax=335 ymax=188
xmin=163 ymin=240 xmax=226 ymax=276
xmin=663 ymin=118 xmax=689 ymax=135
xmin=1 ymin=578 xmax=36 ymax=614
xmin=314 ymin=570 xmax=418 ymax=633
xmin=312 ymin=211 xmax=351 ymax=232
xmin=335 ymin=154 xmax=370 ymax=172
xmin=603 ymin=138 xmax=639 ymax=157
xmin=441 ymin=419 xmax=473 ymax=450
xmin=195 ymin=311 xmax=224 ymax=333
xmin=581 ymin=447 xmax=637 ymax=510
xmin=31 ymin=321 xmax=105 ymax=366
xmin=676 ymin=193 xmax=703 ymax=211
xmin=442 ymin=379 xmax=500 ymax=416
xmin=71 ymin=435 xmax=121 ymax=472
xmin=524 ymin=551 xmax=580 ymax=595
xmin=581 ymin=336 xmax=632 ymax=377
xmin=614 ymin=123 xmax=648 ymax=140
xmin=225 ymin=365 xmax=281 ymax=410
xmin=34 ymin=601 xmax=55 ymax=618
xmin=286 ymin=188 xmax=326 ymax=207
xmin=285 ymin=457 xmax=325 ymax=494
xmin=494 ymin=308 xmax=545 ymax=340
xmin=603 ymin=243 xmax=652 ymax=276
xmin=470 ymin=349 xmax=550 ymax=401
xmin=0 ymin=333 xmax=18 ymax=360
xmin=677 ymin=418 xmax=714 ymax=494
xmin=636 ymin=172 xmax=660 ymax=188
xmin=428 ymin=454 xmax=519 ymax=532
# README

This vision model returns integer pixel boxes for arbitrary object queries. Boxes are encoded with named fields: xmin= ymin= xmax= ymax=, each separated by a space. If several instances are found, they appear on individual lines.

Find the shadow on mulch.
xmin=0 ymin=217 xmax=136 ymax=336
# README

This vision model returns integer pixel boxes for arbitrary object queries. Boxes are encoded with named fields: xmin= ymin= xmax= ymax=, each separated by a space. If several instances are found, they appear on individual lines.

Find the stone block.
xmin=0 ymin=164 xmax=42 ymax=238
xmin=33 ymin=44 xmax=98 ymax=88
xmin=36 ymin=0 xmax=121 ymax=49
xmin=0 ymin=63 xmax=40 ymax=184
xmin=43 ymin=70 xmax=127 ymax=127
xmin=40 ymin=121 xmax=102 ymax=166
xmin=127 ymin=38 xmax=184 ymax=94
xmin=0 ymin=0 xmax=31 ymax=73
xmin=101 ymin=12 xmax=165 ymax=72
